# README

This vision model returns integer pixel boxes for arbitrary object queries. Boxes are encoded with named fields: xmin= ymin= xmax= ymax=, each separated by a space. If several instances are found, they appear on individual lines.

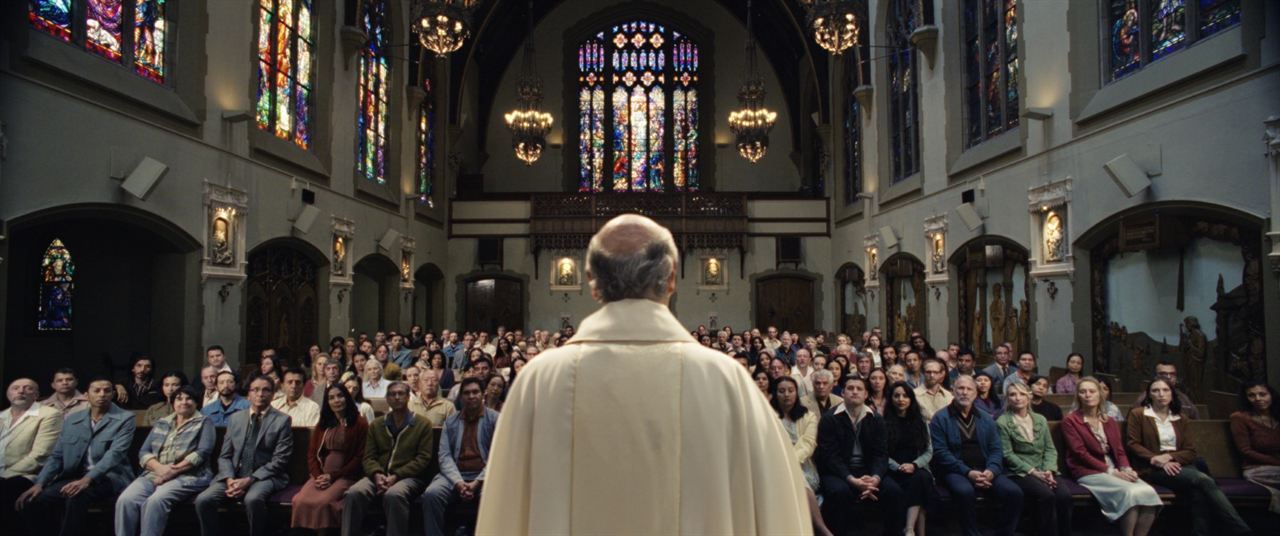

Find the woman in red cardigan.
xmin=291 ymin=384 xmax=369 ymax=534
xmin=1061 ymin=378 xmax=1161 ymax=536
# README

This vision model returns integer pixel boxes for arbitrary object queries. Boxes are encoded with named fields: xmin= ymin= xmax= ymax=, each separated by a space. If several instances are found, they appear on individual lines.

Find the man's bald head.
xmin=587 ymin=214 xmax=678 ymax=303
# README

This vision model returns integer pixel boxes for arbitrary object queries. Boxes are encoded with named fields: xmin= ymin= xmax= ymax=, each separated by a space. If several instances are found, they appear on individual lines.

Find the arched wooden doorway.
xmin=462 ymin=275 xmax=525 ymax=333
xmin=352 ymin=254 xmax=400 ymax=336
xmin=245 ymin=240 xmax=323 ymax=366
xmin=950 ymin=237 xmax=1032 ymax=361
xmin=1082 ymin=203 xmax=1266 ymax=396
xmin=754 ymin=274 xmax=816 ymax=335
xmin=414 ymin=263 xmax=445 ymax=332
xmin=835 ymin=263 xmax=867 ymax=338
xmin=881 ymin=253 xmax=925 ymax=343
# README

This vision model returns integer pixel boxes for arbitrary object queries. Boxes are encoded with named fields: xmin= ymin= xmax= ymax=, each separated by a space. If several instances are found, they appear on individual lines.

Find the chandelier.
xmin=800 ymin=0 xmax=861 ymax=55
xmin=728 ymin=0 xmax=777 ymax=163
xmin=412 ymin=0 xmax=479 ymax=57
xmin=503 ymin=0 xmax=553 ymax=165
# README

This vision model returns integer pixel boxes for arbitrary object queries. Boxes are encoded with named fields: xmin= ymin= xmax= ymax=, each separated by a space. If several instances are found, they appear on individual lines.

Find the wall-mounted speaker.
xmin=292 ymin=204 xmax=320 ymax=235
xmin=120 ymin=156 xmax=168 ymax=200
xmin=1104 ymin=153 xmax=1153 ymax=197
xmin=777 ymin=237 xmax=802 ymax=265
xmin=478 ymin=238 xmax=503 ymax=268
xmin=956 ymin=203 xmax=985 ymax=232
xmin=878 ymin=226 xmax=898 ymax=249
xmin=378 ymin=229 xmax=401 ymax=251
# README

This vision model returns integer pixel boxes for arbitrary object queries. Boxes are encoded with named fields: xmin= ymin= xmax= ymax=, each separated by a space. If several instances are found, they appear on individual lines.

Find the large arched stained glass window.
xmin=38 ymin=239 xmax=75 ymax=332
xmin=1106 ymin=0 xmax=1241 ymax=82
xmin=844 ymin=50 xmax=866 ymax=206
xmin=963 ymin=0 xmax=1018 ymax=147
xmin=886 ymin=0 xmax=921 ymax=183
xmin=417 ymin=78 xmax=435 ymax=208
xmin=357 ymin=0 xmax=390 ymax=184
xmin=28 ymin=0 xmax=170 ymax=84
xmin=576 ymin=21 xmax=700 ymax=192
xmin=256 ymin=0 xmax=316 ymax=148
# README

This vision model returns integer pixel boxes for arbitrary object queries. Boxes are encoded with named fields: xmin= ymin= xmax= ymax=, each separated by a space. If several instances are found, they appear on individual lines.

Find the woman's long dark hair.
xmin=319 ymin=383 xmax=360 ymax=428
xmin=159 ymin=370 xmax=190 ymax=405
xmin=1142 ymin=378 xmax=1183 ymax=415
xmin=769 ymin=376 xmax=809 ymax=422
xmin=883 ymin=381 xmax=928 ymax=458
xmin=1240 ymin=381 xmax=1280 ymax=421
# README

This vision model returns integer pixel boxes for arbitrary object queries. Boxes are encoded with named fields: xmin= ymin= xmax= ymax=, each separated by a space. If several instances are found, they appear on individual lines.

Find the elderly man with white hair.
xmin=1 ymin=378 xmax=64 ymax=531
xmin=478 ymin=214 xmax=809 ymax=535
xmin=801 ymin=369 xmax=842 ymax=416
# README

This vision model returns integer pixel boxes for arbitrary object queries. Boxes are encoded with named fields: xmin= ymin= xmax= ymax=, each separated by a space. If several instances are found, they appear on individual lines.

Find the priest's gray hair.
xmin=587 ymin=214 xmax=678 ymax=302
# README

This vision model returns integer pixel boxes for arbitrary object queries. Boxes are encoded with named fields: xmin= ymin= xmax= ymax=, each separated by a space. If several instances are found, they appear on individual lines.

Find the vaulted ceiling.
xmin=444 ymin=0 xmax=830 ymax=154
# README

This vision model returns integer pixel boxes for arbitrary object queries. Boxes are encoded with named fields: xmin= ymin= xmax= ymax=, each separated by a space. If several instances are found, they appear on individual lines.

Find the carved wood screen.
xmin=836 ymin=264 xmax=867 ymax=338
xmin=464 ymin=277 xmax=524 ymax=333
xmin=755 ymin=276 xmax=816 ymax=335
xmin=1091 ymin=215 xmax=1265 ymax=396
xmin=246 ymin=246 xmax=319 ymax=367
xmin=953 ymin=239 xmax=1031 ymax=361
xmin=881 ymin=254 xmax=925 ymax=343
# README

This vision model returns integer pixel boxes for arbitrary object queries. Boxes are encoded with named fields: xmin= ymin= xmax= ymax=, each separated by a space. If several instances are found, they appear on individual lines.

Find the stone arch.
xmin=879 ymin=252 xmax=926 ymax=343
xmin=244 ymin=238 xmax=328 ymax=368
xmin=352 ymin=253 xmax=402 ymax=337
xmin=414 ymin=262 xmax=446 ymax=333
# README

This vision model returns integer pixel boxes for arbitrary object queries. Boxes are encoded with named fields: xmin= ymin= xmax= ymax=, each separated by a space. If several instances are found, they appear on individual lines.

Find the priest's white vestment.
xmin=477 ymin=298 xmax=812 ymax=535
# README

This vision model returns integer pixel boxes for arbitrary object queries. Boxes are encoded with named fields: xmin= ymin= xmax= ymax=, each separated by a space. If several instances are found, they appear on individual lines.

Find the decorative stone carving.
xmin=1043 ymin=210 xmax=1065 ymax=262
xmin=924 ymin=214 xmax=948 ymax=277
xmin=1029 ymin=178 xmax=1073 ymax=277
xmin=698 ymin=256 xmax=728 ymax=291
xmin=201 ymin=181 xmax=248 ymax=281
xmin=331 ymin=217 xmax=356 ymax=286
xmin=864 ymin=234 xmax=880 ymax=284
xmin=400 ymin=237 xmax=416 ymax=288
xmin=550 ymin=255 xmax=581 ymax=291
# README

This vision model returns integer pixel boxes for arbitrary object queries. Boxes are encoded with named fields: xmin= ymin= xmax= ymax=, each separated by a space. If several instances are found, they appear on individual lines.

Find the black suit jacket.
xmin=816 ymin=405 xmax=890 ymax=481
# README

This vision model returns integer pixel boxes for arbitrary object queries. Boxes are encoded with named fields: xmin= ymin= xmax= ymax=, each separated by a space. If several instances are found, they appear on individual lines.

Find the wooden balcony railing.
xmin=529 ymin=193 xmax=748 ymax=251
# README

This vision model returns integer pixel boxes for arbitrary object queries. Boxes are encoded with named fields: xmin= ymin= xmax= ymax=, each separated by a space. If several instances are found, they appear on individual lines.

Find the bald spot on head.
xmin=591 ymin=214 xmax=673 ymax=256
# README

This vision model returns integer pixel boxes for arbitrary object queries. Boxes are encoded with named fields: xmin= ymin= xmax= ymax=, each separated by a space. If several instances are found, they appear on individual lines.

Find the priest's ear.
xmin=665 ymin=264 xmax=677 ymax=296
xmin=587 ymin=270 xmax=602 ymax=303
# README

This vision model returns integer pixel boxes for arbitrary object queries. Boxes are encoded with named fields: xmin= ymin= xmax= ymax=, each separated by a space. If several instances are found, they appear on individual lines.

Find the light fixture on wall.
xmin=728 ymin=0 xmax=777 ymax=163
xmin=411 ymin=0 xmax=480 ymax=57
xmin=503 ymin=0 xmax=553 ymax=166
xmin=799 ymin=0 xmax=861 ymax=55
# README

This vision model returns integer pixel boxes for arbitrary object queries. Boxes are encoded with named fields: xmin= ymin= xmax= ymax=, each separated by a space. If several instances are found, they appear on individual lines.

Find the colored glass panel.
xmin=1003 ymin=0 xmax=1019 ymax=123
xmin=29 ymin=0 xmax=73 ymax=42
xmin=357 ymin=0 xmax=390 ymax=184
xmin=611 ymin=86 xmax=629 ymax=191
xmin=671 ymin=33 xmax=698 ymax=191
xmin=132 ymin=0 xmax=166 ymax=82
xmin=963 ymin=0 xmax=1019 ymax=147
xmin=1199 ymin=0 xmax=1239 ymax=37
xmin=1109 ymin=0 xmax=1142 ymax=80
xmin=887 ymin=0 xmax=920 ymax=182
xmin=86 ymin=0 xmax=124 ymax=61
xmin=1151 ymin=0 xmax=1186 ymax=60
xmin=38 ymin=239 xmax=75 ymax=332
xmin=578 ymin=38 xmax=606 ymax=192
xmin=418 ymin=78 xmax=435 ymax=207
xmin=844 ymin=53 xmax=863 ymax=206
xmin=257 ymin=0 xmax=314 ymax=148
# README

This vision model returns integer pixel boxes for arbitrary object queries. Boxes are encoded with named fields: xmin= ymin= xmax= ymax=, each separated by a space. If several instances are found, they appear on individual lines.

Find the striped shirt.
xmin=139 ymin=412 xmax=214 ymax=478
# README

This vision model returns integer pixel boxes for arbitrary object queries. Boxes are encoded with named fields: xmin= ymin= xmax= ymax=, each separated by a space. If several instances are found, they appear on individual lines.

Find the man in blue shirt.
xmin=201 ymin=371 xmax=248 ymax=426
xmin=389 ymin=334 xmax=414 ymax=369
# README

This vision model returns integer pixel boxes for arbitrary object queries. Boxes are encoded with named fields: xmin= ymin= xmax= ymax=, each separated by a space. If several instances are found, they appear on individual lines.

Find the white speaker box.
xmin=1104 ymin=154 xmax=1152 ymax=197
xmin=121 ymin=157 xmax=168 ymax=200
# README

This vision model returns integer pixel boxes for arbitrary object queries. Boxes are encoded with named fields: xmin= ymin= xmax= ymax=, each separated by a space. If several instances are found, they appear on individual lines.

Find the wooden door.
xmin=755 ymin=276 xmax=815 ymax=334
xmin=464 ymin=277 xmax=524 ymax=333
xmin=246 ymin=246 xmax=319 ymax=365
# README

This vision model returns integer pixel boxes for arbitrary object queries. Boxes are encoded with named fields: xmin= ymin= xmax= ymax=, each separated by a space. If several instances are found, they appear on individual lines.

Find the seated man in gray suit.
xmin=15 ymin=377 xmax=135 ymax=536
xmin=421 ymin=377 xmax=499 ymax=536
xmin=194 ymin=375 xmax=293 ymax=536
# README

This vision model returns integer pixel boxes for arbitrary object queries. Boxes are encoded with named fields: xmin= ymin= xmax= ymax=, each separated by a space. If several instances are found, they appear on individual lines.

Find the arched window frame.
xmin=1103 ymin=0 xmax=1241 ymax=83
xmin=563 ymin=8 xmax=716 ymax=193
xmin=843 ymin=24 xmax=869 ymax=207
xmin=28 ymin=0 xmax=173 ymax=85
xmin=410 ymin=40 xmax=436 ymax=210
xmin=37 ymin=238 xmax=76 ymax=332
xmin=355 ymin=0 xmax=392 ymax=186
xmin=962 ymin=0 xmax=1019 ymax=148
xmin=885 ymin=0 xmax=921 ymax=184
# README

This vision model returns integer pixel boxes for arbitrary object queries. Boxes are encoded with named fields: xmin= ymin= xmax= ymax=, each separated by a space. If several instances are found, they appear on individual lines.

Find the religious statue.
xmin=332 ymin=236 xmax=347 ymax=276
xmin=703 ymin=258 xmax=723 ymax=286
xmin=931 ymin=233 xmax=946 ymax=274
xmin=1044 ymin=211 xmax=1065 ymax=262
xmin=971 ymin=293 xmax=985 ymax=355
xmin=1179 ymin=315 xmax=1207 ymax=395
xmin=1007 ymin=307 xmax=1019 ymax=351
xmin=906 ymin=303 xmax=920 ymax=336
xmin=211 ymin=216 xmax=233 ymax=266
xmin=1017 ymin=299 xmax=1030 ymax=352
xmin=401 ymin=252 xmax=412 ymax=283
xmin=894 ymin=312 xmax=908 ymax=344
xmin=867 ymin=247 xmax=879 ymax=281
xmin=556 ymin=258 xmax=578 ymax=287
xmin=989 ymin=283 xmax=1006 ymax=347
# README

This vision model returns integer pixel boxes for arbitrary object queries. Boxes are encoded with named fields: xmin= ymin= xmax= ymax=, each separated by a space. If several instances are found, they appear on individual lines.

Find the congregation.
xmin=1 ymin=323 xmax=1278 ymax=536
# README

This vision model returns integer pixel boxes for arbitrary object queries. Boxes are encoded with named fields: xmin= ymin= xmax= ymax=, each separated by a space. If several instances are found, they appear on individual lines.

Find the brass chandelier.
xmin=800 ymin=0 xmax=861 ymax=55
xmin=503 ymin=0 xmax=553 ymax=165
xmin=728 ymin=0 xmax=777 ymax=163
xmin=412 ymin=0 xmax=479 ymax=57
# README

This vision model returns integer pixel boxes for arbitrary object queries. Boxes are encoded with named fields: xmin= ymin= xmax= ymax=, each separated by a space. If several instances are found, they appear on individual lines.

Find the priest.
xmin=476 ymin=214 xmax=810 ymax=534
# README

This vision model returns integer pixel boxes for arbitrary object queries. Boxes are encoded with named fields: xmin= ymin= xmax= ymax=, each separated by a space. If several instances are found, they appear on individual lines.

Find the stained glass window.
xmin=887 ymin=0 xmax=920 ymax=183
xmin=29 ymin=0 xmax=72 ymax=42
xmin=256 ymin=0 xmax=315 ymax=148
xmin=28 ymin=1 xmax=170 ymax=83
xmin=576 ymin=21 xmax=700 ymax=192
xmin=133 ymin=0 xmax=166 ymax=82
xmin=843 ymin=38 xmax=868 ymax=206
xmin=417 ymin=78 xmax=436 ymax=208
xmin=38 ymin=239 xmax=75 ymax=332
xmin=356 ymin=0 xmax=390 ymax=184
xmin=963 ymin=0 xmax=1019 ymax=148
xmin=1107 ymin=0 xmax=1240 ymax=82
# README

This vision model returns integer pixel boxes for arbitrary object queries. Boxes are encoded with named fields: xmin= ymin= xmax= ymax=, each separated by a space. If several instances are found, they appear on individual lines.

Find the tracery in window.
xmin=576 ymin=21 xmax=700 ymax=192
xmin=256 ymin=0 xmax=315 ymax=147
xmin=38 ymin=239 xmax=75 ymax=332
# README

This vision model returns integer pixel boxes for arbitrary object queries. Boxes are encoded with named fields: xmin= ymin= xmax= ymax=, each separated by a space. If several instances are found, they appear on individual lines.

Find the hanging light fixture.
xmin=412 ymin=0 xmax=479 ymax=57
xmin=799 ymin=0 xmax=861 ymax=55
xmin=728 ymin=0 xmax=777 ymax=163
xmin=503 ymin=0 xmax=553 ymax=165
